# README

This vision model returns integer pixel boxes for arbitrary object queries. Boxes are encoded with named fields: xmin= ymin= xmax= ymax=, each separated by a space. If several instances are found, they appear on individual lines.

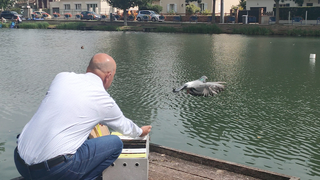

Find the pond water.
xmin=1 ymin=28 xmax=320 ymax=180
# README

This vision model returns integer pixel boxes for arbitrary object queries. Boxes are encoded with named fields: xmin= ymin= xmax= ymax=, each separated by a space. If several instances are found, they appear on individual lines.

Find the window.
xmin=87 ymin=4 xmax=97 ymax=12
xmin=75 ymin=4 xmax=81 ymax=10
xmin=319 ymin=0 xmax=320 ymax=4
xmin=306 ymin=3 xmax=313 ymax=6
xmin=199 ymin=3 xmax=207 ymax=12
xmin=64 ymin=4 xmax=70 ymax=10
xmin=167 ymin=4 xmax=177 ymax=13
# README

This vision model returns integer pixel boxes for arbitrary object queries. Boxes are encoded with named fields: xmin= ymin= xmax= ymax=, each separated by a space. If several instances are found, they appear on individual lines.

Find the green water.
xmin=1 ymin=29 xmax=320 ymax=180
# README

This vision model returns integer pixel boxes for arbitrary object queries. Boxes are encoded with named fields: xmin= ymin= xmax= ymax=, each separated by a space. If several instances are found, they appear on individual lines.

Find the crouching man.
xmin=14 ymin=53 xmax=152 ymax=180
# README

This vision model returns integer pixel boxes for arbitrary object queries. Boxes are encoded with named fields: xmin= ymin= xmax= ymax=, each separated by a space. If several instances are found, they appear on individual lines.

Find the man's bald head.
xmin=87 ymin=53 xmax=117 ymax=90
xmin=87 ymin=53 xmax=116 ymax=74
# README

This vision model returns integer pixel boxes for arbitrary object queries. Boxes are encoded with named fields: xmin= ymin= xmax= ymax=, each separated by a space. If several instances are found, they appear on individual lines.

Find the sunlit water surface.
xmin=1 ymin=29 xmax=320 ymax=180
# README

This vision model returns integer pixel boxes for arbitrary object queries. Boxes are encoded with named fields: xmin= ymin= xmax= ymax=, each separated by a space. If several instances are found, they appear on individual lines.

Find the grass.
xmin=0 ymin=22 xmax=10 ymax=28
xmin=182 ymin=24 xmax=221 ymax=34
xmin=286 ymin=29 xmax=320 ymax=36
xmin=55 ymin=22 xmax=86 ymax=30
xmin=153 ymin=26 xmax=178 ymax=32
xmin=18 ymin=22 xmax=50 ymax=29
xmin=232 ymin=26 xmax=273 ymax=35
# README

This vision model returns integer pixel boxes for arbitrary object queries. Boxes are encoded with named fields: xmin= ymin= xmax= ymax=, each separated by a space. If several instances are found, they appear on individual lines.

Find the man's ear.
xmin=104 ymin=72 xmax=111 ymax=83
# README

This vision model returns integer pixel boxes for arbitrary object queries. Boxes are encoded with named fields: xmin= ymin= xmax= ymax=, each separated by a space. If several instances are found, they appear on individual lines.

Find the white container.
xmin=310 ymin=54 xmax=316 ymax=59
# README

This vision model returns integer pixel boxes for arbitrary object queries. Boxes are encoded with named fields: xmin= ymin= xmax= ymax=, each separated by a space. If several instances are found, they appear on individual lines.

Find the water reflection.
xmin=0 ymin=142 xmax=5 ymax=155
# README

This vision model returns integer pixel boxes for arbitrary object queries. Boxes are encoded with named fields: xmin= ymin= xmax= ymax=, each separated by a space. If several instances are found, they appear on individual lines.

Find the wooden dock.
xmin=149 ymin=143 xmax=299 ymax=180
xmin=11 ymin=143 xmax=299 ymax=180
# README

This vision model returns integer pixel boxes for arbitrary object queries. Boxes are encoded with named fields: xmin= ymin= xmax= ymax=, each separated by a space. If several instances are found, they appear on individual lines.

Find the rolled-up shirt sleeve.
xmin=100 ymin=101 xmax=142 ymax=138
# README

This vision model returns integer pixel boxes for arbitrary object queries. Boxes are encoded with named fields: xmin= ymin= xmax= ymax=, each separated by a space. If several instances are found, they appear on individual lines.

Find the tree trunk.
xmin=123 ymin=10 xmax=128 ymax=26
xmin=275 ymin=0 xmax=279 ymax=24
xmin=211 ymin=0 xmax=216 ymax=23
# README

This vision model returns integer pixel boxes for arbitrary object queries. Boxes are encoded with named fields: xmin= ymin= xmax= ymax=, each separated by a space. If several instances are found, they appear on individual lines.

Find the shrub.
xmin=201 ymin=9 xmax=211 ymax=15
xmin=167 ymin=10 xmax=176 ymax=15
xmin=186 ymin=4 xmax=200 ymax=15
xmin=139 ymin=3 xmax=163 ymax=14
xmin=0 ymin=22 xmax=10 ymax=28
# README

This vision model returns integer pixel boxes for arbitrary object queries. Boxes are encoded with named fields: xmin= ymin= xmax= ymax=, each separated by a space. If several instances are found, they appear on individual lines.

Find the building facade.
xmin=247 ymin=0 xmax=320 ymax=13
xmin=154 ymin=0 xmax=238 ymax=15
xmin=50 ymin=0 xmax=115 ymax=15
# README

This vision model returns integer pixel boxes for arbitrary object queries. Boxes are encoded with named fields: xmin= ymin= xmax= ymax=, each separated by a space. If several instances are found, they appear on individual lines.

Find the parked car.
xmin=80 ymin=11 xmax=101 ymax=20
xmin=0 ymin=11 xmax=23 ymax=20
xmin=136 ymin=10 xmax=163 ymax=22
xmin=33 ymin=11 xmax=52 ymax=19
xmin=13 ymin=15 xmax=22 ymax=23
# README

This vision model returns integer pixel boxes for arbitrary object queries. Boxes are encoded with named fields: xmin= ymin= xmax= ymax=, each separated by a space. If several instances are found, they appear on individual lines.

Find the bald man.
xmin=15 ymin=53 xmax=152 ymax=180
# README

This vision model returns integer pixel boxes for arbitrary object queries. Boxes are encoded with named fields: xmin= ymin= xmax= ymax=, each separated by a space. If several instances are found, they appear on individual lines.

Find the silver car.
xmin=136 ymin=10 xmax=164 ymax=22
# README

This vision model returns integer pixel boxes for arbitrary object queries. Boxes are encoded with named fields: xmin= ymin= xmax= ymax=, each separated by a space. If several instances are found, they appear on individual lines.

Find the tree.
xmin=238 ymin=0 xmax=246 ymax=10
xmin=274 ymin=0 xmax=279 ymax=24
xmin=107 ymin=0 xmax=142 ymax=26
xmin=211 ymin=0 xmax=216 ymax=23
xmin=139 ymin=3 xmax=162 ymax=14
xmin=0 ymin=0 xmax=14 ymax=10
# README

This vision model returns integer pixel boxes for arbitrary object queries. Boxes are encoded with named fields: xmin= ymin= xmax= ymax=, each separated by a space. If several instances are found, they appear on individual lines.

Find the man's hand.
xmin=140 ymin=125 xmax=152 ymax=137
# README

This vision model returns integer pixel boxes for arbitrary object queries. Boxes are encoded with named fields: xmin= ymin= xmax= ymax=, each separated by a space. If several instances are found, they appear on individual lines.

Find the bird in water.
xmin=173 ymin=76 xmax=226 ymax=97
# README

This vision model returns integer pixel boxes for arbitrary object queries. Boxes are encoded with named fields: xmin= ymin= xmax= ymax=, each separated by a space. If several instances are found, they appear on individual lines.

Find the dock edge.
xmin=149 ymin=143 xmax=300 ymax=180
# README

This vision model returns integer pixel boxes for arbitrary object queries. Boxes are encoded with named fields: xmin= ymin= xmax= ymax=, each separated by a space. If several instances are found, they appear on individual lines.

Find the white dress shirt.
xmin=17 ymin=72 xmax=142 ymax=165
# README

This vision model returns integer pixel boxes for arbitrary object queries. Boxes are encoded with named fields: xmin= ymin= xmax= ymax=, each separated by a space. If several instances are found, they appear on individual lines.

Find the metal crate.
xmin=102 ymin=133 xmax=149 ymax=180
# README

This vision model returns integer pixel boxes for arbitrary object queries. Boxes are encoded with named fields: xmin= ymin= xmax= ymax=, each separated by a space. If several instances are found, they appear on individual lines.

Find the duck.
xmin=173 ymin=76 xmax=226 ymax=97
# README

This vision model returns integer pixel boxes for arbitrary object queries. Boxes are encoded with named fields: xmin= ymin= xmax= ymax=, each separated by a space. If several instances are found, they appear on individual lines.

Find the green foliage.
xmin=238 ymin=0 xmax=246 ymax=10
xmin=185 ymin=0 xmax=202 ymax=4
xmin=182 ymin=24 xmax=221 ymax=34
xmin=107 ymin=0 xmax=141 ymax=11
xmin=201 ymin=9 xmax=211 ymax=15
xmin=286 ymin=29 xmax=320 ymax=36
xmin=153 ymin=26 xmax=177 ymax=32
xmin=0 ymin=0 xmax=14 ymax=9
xmin=186 ymin=4 xmax=200 ymax=15
xmin=10 ymin=8 xmax=21 ymax=13
xmin=0 ymin=22 xmax=10 ymax=28
xmin=19 ymin=22 xmax=49 ymax=29
xmin=139 ymin=3 xmax=163 ymax=13
xmin=56 ymin=22 xmax=86 ymax=30
xmin=167 ymin=10 xmax=176 ymax=15
xmin=150 ymin=5 xmax=163 ymax=14
xmin=93 ymin=25 xmax=121 ymax=31
xmin=232 ymin=26 xmax=273 ymax=35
